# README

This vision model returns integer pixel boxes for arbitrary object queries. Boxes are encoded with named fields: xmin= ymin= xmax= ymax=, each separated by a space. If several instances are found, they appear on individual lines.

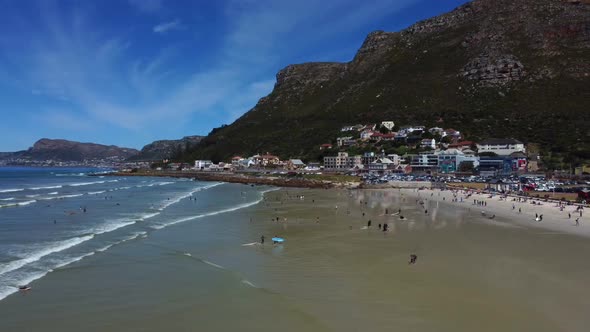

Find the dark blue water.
xmin=0 ymin=167 xmax=272 ymax=301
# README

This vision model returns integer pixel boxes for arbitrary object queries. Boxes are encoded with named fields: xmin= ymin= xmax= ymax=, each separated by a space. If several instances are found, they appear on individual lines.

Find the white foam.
xmin=0 ymin=197 xmax=14 ymax=201
xmin=48 ymin=192 xmax=59 ymax=195
xmin=0 ymin=235 xmax=94 ymax=276
xmin=87 ymin=190 xmax=106 ymax=195
xmin=96 ymin=244 xmax=114 ymax=252
xmin=0 ymin=200 xmax=36 ymax=208
xmin=0 ymin=270 xmax=49 ymax=301
xmin=30 ymin=185 xmax=62 ymax=190
xmin=139 ymin=212 xmax=160 ymax=220
xmin=157 ymin=183 xmax=224 ymax=211
xmin=52 ymin=252 xmax=95 ymax=269
xmin=202 ymin=260 xmax=225 ymax=269
xmin=69 ymin=181 xmax=105 ymax=187
xmin=0 ymin=188 xmax=23 ymax=193
xmin=93 ymin=220 xmax=136 ymax=235
xmin=241 ymin=280 xmax=258 ymax=288
xmin=26 ymin=194 xmax=40 ymax=198
xmin=153 ymin=187 xmax=272 ymax=229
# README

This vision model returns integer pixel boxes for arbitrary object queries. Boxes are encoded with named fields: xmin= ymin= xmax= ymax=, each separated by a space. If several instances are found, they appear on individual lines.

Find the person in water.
xmin=260 ymin=235 xmax=265 ymax=244
xmin=409 ymin=254 xmax=418 ymax=265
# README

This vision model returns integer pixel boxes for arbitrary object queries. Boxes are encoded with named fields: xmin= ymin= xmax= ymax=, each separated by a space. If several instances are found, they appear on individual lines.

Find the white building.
xmin=386 ymin=154 xmax=401 ymax=165
xmin=380 ymin=121 xmax=395 ymax=131
xmin=369 ymin=158 xmax=396 ymax=172
xmin=194 ymin=160 xmax=213 ymax=170
xmin=337 ymin=136 xmax=353 ymax=147
xmin=437 ymin=149 xmax=479 ymax=173
xmin=323 ymin=152 xmax=362 ymax=171
xmin=360 ymin=130 xmax=375 ymax=141
xmin=476 ymin=139 xmax=526 ymax=156
xmin=420 ymin=138 xmax=436 ymax=150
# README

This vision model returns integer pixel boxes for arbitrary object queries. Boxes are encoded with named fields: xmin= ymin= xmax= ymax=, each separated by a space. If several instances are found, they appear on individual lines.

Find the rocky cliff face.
xmin=131 ymin=136 xmax=204 ymax=161
xmin=188 ymin=0 xmax=590 ymax=165
xmin=1 ymin=139 xmax=139 ymax=162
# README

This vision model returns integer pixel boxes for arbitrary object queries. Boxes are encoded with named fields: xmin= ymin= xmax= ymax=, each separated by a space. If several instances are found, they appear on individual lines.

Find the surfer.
xmin=409 ymin=254 xmax=418 ymax=265
xmin=399 ymin=215 xmax=406 ymax=220
xmin=261 ymin=235 xmax=265 ymax=244
xmin=19 ymin=285 xmax=31 ymax=291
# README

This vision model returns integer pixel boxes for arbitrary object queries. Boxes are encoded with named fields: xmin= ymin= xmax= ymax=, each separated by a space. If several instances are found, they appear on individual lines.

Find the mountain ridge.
xmin=185 ymin=0 xmax=590 ymax=168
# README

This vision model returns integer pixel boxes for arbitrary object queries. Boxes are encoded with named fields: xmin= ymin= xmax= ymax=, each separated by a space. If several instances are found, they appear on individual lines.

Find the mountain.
xmin=0 ymin=139 xmax=139 ymax=162
xmin=129 ymin=136 xmax=204 ymax=161
xmin=185 ymin=0 xmax=590 ymax=168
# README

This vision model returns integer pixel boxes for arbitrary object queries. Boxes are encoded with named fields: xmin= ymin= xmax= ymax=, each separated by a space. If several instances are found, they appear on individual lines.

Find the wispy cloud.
xmin=153 ymin=19 xmax=183 ymax=34
xmin=0 ymin=0 xmax=422 ymax=150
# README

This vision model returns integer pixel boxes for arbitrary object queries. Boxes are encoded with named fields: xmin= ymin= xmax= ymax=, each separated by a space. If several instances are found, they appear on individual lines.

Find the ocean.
xmin=0 ymin=167 xmax=271 ymax=303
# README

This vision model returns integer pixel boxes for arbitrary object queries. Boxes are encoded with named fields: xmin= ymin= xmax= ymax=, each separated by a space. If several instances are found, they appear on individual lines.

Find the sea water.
xmin=0 ymin=167 xmax=270 ymax=302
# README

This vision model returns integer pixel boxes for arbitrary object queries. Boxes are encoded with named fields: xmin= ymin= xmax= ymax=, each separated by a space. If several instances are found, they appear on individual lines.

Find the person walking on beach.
xmin=576 ymin=218 xmax=580 ymax=226
xmin=519 ymin=207 xmax=522 ymax=214
xmin=261 ymin=235 xmax=265 ymax=244
xmin=383 ymin=223 xmax=388 ymax=232
xmin=378 ymin=224 xmax=382 ymax=230
xmin=367 ymin=220 xmax=372 ymax=227
xmin=569 ymin=213 xmax=571 ymax=219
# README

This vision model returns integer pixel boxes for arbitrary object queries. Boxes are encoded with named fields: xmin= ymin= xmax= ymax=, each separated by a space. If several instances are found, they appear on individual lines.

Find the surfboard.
xmin=271 ymin=237 xmax=284 ymax=243
xmin=242 ymin=242 xmax=259 ymax=246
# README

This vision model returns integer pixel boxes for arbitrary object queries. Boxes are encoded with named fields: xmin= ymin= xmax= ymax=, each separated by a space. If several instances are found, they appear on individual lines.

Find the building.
xmin=476 ymin=138 xmax=526 ymax=156
xmin=194 ymin=160 xmax=213 ymax=170
xmin=337 ymin=136 xmax=353 ymax=147
xmin=368 ymin=158 xmax=396 ymax=172
xmin=478 ymin=153 xmax=527 ymax=177
xmin=408 ymin=153 xmax=438 ymax=173
xmin=286 ymin=159 xmax=306 ymax=170
xmin=386 ymin=154 xmax=401 ymax=165
xmin=231 ymin=156 xmax=244 ymax=167
xmin=380 ymin=121 xmax=395 ymax=131
xmin=420 ymin=138 xmax=436 ymax=150
xmin=319 ymin=143 xmax=333 ymax=150
xmin=323 ymin=152 xmax=362 ymax=171
xmin=448 ymin=141 xmax=475 ymax=151
xmin=428 ymin=127 xmax=444 ymax=136
xmin=360 ymin=130 xmax=375 ymax=141
xmin=252 ymin=154 xmax=280 ymax=167
xmin=437 ymin=149 xmax=479 ymax=173
xmin=362 ymin=152 xmax=379 ymax=166
xmin=443 ymin=128 xmax=461 ymax=140
xmin=574 ymin=165 xmax=590 ymax=175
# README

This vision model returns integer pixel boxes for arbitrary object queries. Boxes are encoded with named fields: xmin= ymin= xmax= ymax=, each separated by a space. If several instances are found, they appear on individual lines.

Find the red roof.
xmin=449 ymin=141 xmax=474 ymax=148
xmin=320 ymin=143 xmax=333 ymax=147
xmin=232 ymin=156 xmax=243 ymax=160
xmin=260 ymin=154 xmax=279 ymax=159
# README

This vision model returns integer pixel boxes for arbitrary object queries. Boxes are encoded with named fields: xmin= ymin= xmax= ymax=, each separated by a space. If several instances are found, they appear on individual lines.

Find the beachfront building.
xmin=437 ymin=149 xmax=480 ymax=173
xmin=252 ymin=154 xmax=280 ymax=167
xmin=194 ymin=160 xmax=213 ymax=170
xmin=362 ymin=152 xmax=379 ymax=166
xmin=476 ymin=138 xmax=526 ymax=156
xmin=368 ymin=158 xmax=396 ymax=172
xmin=323 ymin=152 xmax=362 ymax=171
xmin=408 ymin=152 xmax=439 ymax=173
xmin=386 ymin=154 xmax=401 ymax=165
xmin=285 ymin=159 xmax=306 ymax=170
xmin=478 ymin=152 xmax=527 ymax=177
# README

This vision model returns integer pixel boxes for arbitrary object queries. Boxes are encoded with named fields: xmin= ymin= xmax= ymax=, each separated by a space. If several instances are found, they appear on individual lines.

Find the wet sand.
xmin=1 ymin=187 xmax=590 ymax=332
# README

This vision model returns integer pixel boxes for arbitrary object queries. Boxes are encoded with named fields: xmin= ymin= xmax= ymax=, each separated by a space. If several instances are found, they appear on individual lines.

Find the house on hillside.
xmin=319 ymin=143 xmax=333 ymax=150
xmin=443 ymin=128 xmax=461 ymax=141
xmin=420 ymin=138 xmax=436 ymax=150
xmin=231 ymin=156 xmax=244 ymax=167
xmin=429 ymin=127 xmax=444 ymax=136
xmin=448 ymin=141 xmax=475 ymax=151
xmin=360 ymin=130 xmax=375 ymax=141
xmin=380 ymin=121 xmax=395 ymax=130
xmin=337 ymin=137 xmax=353 ymax=147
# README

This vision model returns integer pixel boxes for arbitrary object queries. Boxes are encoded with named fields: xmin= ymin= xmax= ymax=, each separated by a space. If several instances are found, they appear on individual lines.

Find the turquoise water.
xmin=0 ymin=167 xmax=270 ymax=302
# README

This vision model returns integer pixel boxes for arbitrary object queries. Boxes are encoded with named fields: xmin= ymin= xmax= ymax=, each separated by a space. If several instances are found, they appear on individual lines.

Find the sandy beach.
xmin=401 ymin=188 xmax=590 ymax=238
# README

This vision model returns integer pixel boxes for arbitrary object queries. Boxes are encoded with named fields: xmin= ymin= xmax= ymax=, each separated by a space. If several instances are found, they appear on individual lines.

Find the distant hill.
xmin=184 ymin=0 xmax=590 ymax=168
xmin=129 ymin=136 xmax=204 ymax=161
xmin=0 ymin=138 xmax=139 ymax=162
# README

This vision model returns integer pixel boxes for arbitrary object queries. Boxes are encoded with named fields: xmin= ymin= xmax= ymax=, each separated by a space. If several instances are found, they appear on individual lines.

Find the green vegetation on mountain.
xmin=183 ymin=0 xmax=590 ymax=169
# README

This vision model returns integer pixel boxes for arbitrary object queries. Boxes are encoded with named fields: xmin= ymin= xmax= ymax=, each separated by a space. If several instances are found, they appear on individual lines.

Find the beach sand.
xmin=1 ymin=186 xmax=590 ymax=332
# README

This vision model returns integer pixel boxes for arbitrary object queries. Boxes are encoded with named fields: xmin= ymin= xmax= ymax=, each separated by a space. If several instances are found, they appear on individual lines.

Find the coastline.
xmin=102 ymin=170 xmax=353 ymax=189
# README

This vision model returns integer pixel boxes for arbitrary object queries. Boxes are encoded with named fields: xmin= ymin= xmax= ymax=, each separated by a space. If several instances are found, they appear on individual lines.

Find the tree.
xmin=379 ymin=126 xmax=390 ymax=134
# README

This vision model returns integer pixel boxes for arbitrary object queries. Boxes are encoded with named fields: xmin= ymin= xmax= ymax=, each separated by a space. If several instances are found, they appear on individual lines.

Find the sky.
xmin=0 ymin=0 xmax=468 ymax=151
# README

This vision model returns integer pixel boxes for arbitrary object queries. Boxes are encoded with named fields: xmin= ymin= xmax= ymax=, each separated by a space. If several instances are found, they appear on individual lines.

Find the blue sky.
xmin=0 ymin=0 xmax=468 ymax=151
